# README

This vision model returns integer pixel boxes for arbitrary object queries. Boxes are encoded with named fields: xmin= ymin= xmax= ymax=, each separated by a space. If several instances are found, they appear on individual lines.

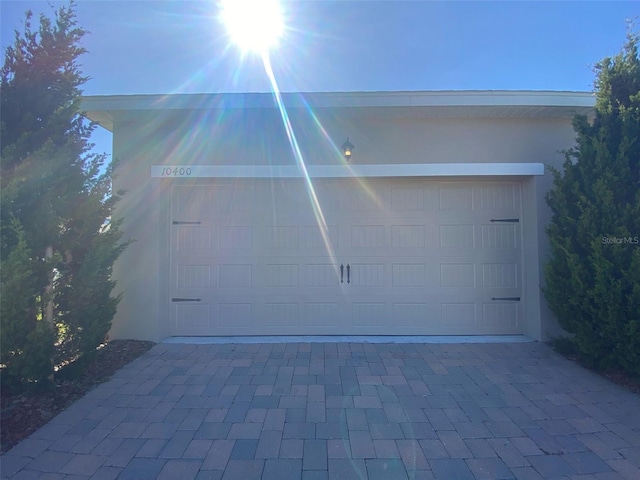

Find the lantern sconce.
xmin=341 ymin=137 xmax=355 ymax=161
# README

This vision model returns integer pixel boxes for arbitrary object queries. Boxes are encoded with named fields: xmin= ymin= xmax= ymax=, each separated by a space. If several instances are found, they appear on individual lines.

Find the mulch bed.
xmin=0 ymin=339 xmax=155 ymax=453
xmin=564 ymin=354 xmax=640 ymax=395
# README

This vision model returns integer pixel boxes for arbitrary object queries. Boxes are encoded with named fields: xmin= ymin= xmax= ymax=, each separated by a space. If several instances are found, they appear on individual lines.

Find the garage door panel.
xmin=440 ymin=263 xmax=476 ymax=288
xmin=300 ymin=225 xmax=339 ymax=249
xmin=391 ymin=186 xmax=425 ymax=211
xmin=262 ymin=303 xmax=300 ymax=327
xmin=482 ymin=263 xmax=519 ymax=288
xmin=441 ymin=303 xmax=476 ymax=327
xmin=438 ymin=185 xmax=474 ymax=212
xmin=350 ymin=263 xmax=386 ymax=287
xmin=352 ymin=302 xmax=388 ymax=327
xmin=481 ymin=303 xmax=519 ymax=329
xmin=175 ymin=264 xmax=213 ymax=289
xmin=391 ymin=263 xmax=428 ymax=287
xmin=172 ymin=185 xmax=212 ymax=218
xmin=265 ymin=263 xmax=300 ymax=287
xmin=174 ymin=304 xmax=212 ymax=331
xmin=350 ymin=224 xmax=387 ymax=249
xmin=175 ymin=226 xmax=215 ymax=253
xmin=263 ymin=180 xmax=307 ymax=213
xmin=304 ymin=302 xmax=341 ymax=327
xmin=439 ymin=224 xmax=475 ymax=249
xmin=392 ymin=303 xmax=430 ymax=327
xmin=258 ymin=224 xmax=340 ymax=253
xmin=476 ymin=184 xmax=519 ymax=211
xmin=265 ymin=226 xmax=299 ymax=249
xmin=342 ymin=186 xmax=390 ymax=213
xmin=309 ymin=185 xmax=339 ymax=212
xmin=169 ymin=179 xmax=523 ymax=336
xmin=218 ymin=264 xmax=253 ymax=288
xmin=217 ymin=303 xmax=252 ymax=328
xmin=218 ymin=226 xmax=253 ymax=249
xmin=391 ymin=224 xmax=427 ymax=249
xmin=304 ymin=263 xmax=340 ymax=286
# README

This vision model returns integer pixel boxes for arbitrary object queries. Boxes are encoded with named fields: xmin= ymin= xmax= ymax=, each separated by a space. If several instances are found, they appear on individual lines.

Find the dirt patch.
xmin=1 ymin=339 xmax=155 ymax=453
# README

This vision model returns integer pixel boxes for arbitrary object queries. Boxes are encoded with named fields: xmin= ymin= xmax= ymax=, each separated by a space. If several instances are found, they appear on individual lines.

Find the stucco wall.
xmin=108 ymin=107 xmax=576 ymax=342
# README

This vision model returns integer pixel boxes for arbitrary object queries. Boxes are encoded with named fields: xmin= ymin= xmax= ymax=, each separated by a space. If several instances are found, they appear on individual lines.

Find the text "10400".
xmin=160 ymin=167 xmax=192 ymax=177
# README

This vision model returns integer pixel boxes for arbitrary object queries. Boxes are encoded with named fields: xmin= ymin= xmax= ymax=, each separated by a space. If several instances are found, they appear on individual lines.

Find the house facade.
xmin=82 ymin=90 xmax=594 ymax=342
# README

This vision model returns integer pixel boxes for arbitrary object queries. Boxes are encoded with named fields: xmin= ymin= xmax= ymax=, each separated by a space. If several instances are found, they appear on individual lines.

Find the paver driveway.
xmin=1 ymin=341 xmax=639 ymax=479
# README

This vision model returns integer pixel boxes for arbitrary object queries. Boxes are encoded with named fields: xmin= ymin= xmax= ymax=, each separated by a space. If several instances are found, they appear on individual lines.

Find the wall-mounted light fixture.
xmin=341 ymin=137 xmax=355 ymax=161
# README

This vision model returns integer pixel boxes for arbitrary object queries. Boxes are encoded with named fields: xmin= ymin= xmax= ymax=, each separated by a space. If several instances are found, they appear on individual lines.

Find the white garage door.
xmin=169 ymin=178 xmax=523 ymax=336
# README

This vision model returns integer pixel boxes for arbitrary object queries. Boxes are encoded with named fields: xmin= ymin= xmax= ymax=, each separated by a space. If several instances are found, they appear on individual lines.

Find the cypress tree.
xmin=1 ymin=1 xmax=127 ymax=388
xmin=545 ymin=27 xmax=640 ymax=376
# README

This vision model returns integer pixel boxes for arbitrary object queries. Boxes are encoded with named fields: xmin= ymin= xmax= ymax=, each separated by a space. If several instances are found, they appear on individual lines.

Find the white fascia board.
xmin=152 ymin=163 xmax=544 ymax=178
xmin=83 ymin=90 xmax=595 ymax=112
xmin=407 ymin=91 xmax=595 ymax=108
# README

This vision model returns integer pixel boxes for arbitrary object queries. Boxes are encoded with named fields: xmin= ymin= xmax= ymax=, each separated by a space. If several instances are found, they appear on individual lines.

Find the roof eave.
xmin=81 ymin=90 xmax=596 ymax=132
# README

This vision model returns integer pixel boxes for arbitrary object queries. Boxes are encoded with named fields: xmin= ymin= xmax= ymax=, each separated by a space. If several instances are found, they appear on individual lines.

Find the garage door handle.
xmin=490 ymin=218 xmax=519 ymax=223
xmin=172 ymin=298 xmax=202 ymax=302
xmin=340 ymin=264 xmax=344 ymax=284
xmin=172 ymin=220 xmax=202 ymax=225
xmin=346 ymin=264 xmax=351 ymax=284
xmin=491 ymin=297 xmax=520 ymax=301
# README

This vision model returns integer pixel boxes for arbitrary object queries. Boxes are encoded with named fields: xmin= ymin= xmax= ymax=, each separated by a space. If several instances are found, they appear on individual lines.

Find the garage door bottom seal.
xmin=162 ymin=335 xmax=533 ymax=345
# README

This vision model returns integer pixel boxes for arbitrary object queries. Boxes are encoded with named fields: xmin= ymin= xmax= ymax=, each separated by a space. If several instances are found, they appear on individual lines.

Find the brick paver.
xmin=1 ymin=341 xmax=639 ymax=479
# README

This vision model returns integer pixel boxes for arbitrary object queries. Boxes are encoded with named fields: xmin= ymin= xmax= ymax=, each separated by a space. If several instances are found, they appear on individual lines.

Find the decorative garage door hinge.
xmin=489 ymin=218 xmax=519 ymax=223
xmin=171 ymin=298 xmax=202 ymax=302
xmin=491 ymin=297 xmax=521 ymax=301
xmin=172 ymin=220 xmax=202 ymax=225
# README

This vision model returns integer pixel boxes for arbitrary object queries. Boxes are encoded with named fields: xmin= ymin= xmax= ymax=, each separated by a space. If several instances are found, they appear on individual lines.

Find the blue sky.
xmin=1 ymin=0 xmax=638 ymax=156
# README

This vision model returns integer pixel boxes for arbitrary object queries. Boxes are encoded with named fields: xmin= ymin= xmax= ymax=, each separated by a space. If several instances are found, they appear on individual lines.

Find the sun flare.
xmin=220 ymin=0 xmax=284 ymax=54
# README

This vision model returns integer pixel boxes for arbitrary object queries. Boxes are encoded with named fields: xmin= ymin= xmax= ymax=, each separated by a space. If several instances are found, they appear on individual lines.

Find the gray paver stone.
xmin=24 ymin=450 xmax=73 ymax=473
xmin=328 ymin=458 xmax=366 ymax=480
xmin=157 ymin=459 xmax=202 ymax=480
xmin=429 ymin=458 xmax=475 ymax=480
xmin=255 ymin=430 xmax=282 ymax=459
xmin=118 ymin=458 xmax=167 ymax=480
xmin=183 ymin=439 xmax=214 ymax=459
xmin=563 ymin=451 xmax=613 ymax=474
xmin=279 ymin=438 xmax=304 ymax=458
xmin=283 ymin=422 xmax=315 ymax=439
xmin=397 ymin=439 xmax=430 ymax=471
xmin=302 ymin=470 xmax=329 ymax=480
xmin=370 ymin=422 xmax=404 ymax=440
xmin=373 ymin=439 xmax=401 ymax=458
xmin=527 ymin=455 xmax=576 ymax=477
xmin=465 ymin=457 xmax=514 ymax=480
xmin=221 ymin=459 xmax=263 ymax=480
xmin=160 ymin=430 xmax=195 ymax=458
xmin=437 ymin=430 xmax=473 ymax=458
xmin=230 ymin=439 xmax=258 ymax=460
xmin=606 ymin=458 xmax=640 ymax=479
xmin=0 ymin=454 xmax=30 ymax=478
xmin=366 ymin=458 xmax=409 ymax=480
xmin=303 ymin=439 xmax=327 ymax=471
xmin=463 ymin=438 xmax=498 ymax=458
xmin=90 ymin=465 xmax=124 ymax=480
xmin=201 ymin=439 xmax=234 ymax=470
xmin=349 ymin=431 xmax=375 ymax=458
xmin=262 ymin=458 xmax=302 ymax=480
xmin=59 ymin=453 xmax=106 ymax=476
xmin=4 ymin=438 xmax=52 ymax=458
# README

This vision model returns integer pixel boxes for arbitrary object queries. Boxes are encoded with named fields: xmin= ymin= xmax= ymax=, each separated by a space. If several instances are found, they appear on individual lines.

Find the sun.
xmin=220 ymin=0 xmax=284 ymax=54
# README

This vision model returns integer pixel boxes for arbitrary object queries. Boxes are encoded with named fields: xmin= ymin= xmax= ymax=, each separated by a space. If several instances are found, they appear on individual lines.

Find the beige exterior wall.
xmin=104 ymin=100 xmax=579 ymax=342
